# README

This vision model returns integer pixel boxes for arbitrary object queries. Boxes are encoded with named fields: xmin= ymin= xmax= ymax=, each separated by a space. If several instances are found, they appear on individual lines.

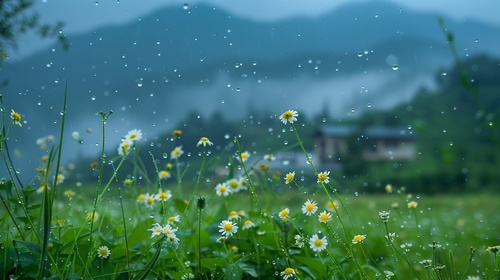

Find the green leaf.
xmin=238 ymin=262 xmax=258 ymax=278
xmin=23 ymin=185 xmax=37 ymax=196
xmin=126 ymin=218 xmax=151 ymax=249
xmin=224 ymin=263 xmax=243 ymax=280
xmin=293 ymin=255 xmax=326 ymax=276
xmin=0 ymin=179 xmax=12 ymax=191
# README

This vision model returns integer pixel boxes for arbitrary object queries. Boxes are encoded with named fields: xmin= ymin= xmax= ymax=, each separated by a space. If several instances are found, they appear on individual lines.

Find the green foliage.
xmin=0 ymin=0 xmax=67 ymax=64
xmin=349 ymin=54 xmax=500 ymax=193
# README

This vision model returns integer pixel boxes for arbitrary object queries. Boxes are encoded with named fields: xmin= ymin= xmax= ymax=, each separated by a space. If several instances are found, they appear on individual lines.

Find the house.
xmin=314 ymin=125 xmax=416 ymax=164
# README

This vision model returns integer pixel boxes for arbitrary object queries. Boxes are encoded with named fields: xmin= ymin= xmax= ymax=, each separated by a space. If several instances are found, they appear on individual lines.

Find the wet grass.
xmin=1 ymin=101 xmax=499 ymax=279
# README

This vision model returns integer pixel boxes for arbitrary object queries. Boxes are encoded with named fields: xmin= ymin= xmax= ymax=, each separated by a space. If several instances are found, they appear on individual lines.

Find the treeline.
xmin=343 ymin=54 xmax=500 ymax=193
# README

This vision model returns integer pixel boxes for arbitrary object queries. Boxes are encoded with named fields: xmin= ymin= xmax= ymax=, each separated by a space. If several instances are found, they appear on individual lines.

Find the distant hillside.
xmin=2 ymin=1 xmax=500 ymax=180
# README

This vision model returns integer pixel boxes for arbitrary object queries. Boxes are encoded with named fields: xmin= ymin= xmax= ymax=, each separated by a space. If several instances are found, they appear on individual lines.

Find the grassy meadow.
xmin=1 ymin=101 xmax=499 ymax=279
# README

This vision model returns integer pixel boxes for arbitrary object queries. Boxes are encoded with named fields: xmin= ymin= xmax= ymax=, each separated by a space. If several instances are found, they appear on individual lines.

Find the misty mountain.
xmin=2 ymin=1 xmax=500 ymax=179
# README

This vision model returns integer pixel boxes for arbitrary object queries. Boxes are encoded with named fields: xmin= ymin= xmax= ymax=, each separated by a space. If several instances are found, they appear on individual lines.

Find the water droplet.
xmin=392 ymin=64 xmax=399 ymax=71
xmin=183 ymin=3 xmax=189 ymax=10
xmin=91 ymin=95 xmax=96 ymax=101
xmin=137 ymin=81 xmax=143 ymax=87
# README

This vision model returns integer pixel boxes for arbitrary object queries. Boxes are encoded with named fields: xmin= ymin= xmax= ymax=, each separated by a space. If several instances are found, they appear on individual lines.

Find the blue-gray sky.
xmin=11 ymin=0 xmax=500 ymax=59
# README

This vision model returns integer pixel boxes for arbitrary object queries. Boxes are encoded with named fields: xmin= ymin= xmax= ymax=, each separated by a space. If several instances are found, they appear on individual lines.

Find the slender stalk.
xmin=197 ymin=200 xmax=203 ymax=277
xmin=459 ymin=247 xmax=475 ymax=280
xmin=118 ymin=187 xmax=131 ymax=276
xmin=383 ymin=223 xmax=401 ymax=279
xmin=40 ymin=84 xmax=68 ymax=277
xmin=182 ymin=150 xmax=206 ymax=214
xmin=88 ymin=110 xmax=113 ymax=273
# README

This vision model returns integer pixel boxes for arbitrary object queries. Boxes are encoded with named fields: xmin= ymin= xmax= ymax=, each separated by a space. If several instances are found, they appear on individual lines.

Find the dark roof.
xmin=365 ymin=126 xmax=414 ymax=139
xmin=316 ymin=125 xmax=415 ymax=139
xmin=315 ymin=125 xmax=356 ymax=137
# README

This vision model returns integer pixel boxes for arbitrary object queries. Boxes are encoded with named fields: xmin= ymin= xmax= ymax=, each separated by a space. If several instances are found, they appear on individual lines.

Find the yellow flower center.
xmin=284 ymin=268 xmax=294 ymax=275
xmin=283 ymin=111 xmax=292 ymax=119
xmin=219 ymin=186 xmax=227 ymax=192
xmin=353 ymin=235 xmax=365 ymax=243
xmin=99 ymin=249 xmax=108 ymax=256
xmin=318 ymin=173 xmax=327 ymax=181
xmin=64 ymin=190 xmax=75 ymax=196
xmin=229 ymin=211 xmax=238 ymax=216
xmin=168 ymin=216 xmax=175 ymax=222
xmin=305 ymin=204 xmax=315 ymax=212
xmin=200 ymin=137 xmax=209 ymax=142
xmin=280 ymin=209 xmax=289 ymax=218
xmin=328 ymin=201 xmax=338 ymax=208
xmin=320 ymin=213 xmax=329 ymax=222
xmin=12 ymin=112 xmax=21 ymax=122
xmin=147 ymin=197 xmax=154 ymax=205
xmin=230 ymin=181 xmax=238 ymax=189
xmin=159 ymin=192 xmax=168 ymax=200
xmin=314 ymin=239 xmax=323 ymax=247
xmin=223 ymin=223 xmax=233 ymax=231
xmin=244 ymin=220 xmax=252 ymax=226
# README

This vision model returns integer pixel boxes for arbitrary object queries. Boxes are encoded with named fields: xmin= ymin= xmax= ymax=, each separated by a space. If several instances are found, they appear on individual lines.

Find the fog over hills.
xmin=2 ymin=1 xmax=500 ymax=178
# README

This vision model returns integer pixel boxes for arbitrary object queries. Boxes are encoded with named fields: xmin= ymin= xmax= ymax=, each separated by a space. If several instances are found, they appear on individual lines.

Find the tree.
xmin=0 ymin=0 xmax=67 ymax=63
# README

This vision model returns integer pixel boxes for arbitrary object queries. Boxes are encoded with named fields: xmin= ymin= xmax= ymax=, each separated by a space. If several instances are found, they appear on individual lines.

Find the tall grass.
xmin=1 ymin=96 xmax=499 ymax=279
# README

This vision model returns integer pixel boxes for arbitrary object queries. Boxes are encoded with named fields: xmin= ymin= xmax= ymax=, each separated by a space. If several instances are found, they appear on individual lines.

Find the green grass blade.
xmin=132 ymin=240 xmax=163 ymax=280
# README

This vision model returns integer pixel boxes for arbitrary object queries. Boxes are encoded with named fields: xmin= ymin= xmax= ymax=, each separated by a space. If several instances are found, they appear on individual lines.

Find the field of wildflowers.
xmin=1 ymin=95 xmax=499 ymax=279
